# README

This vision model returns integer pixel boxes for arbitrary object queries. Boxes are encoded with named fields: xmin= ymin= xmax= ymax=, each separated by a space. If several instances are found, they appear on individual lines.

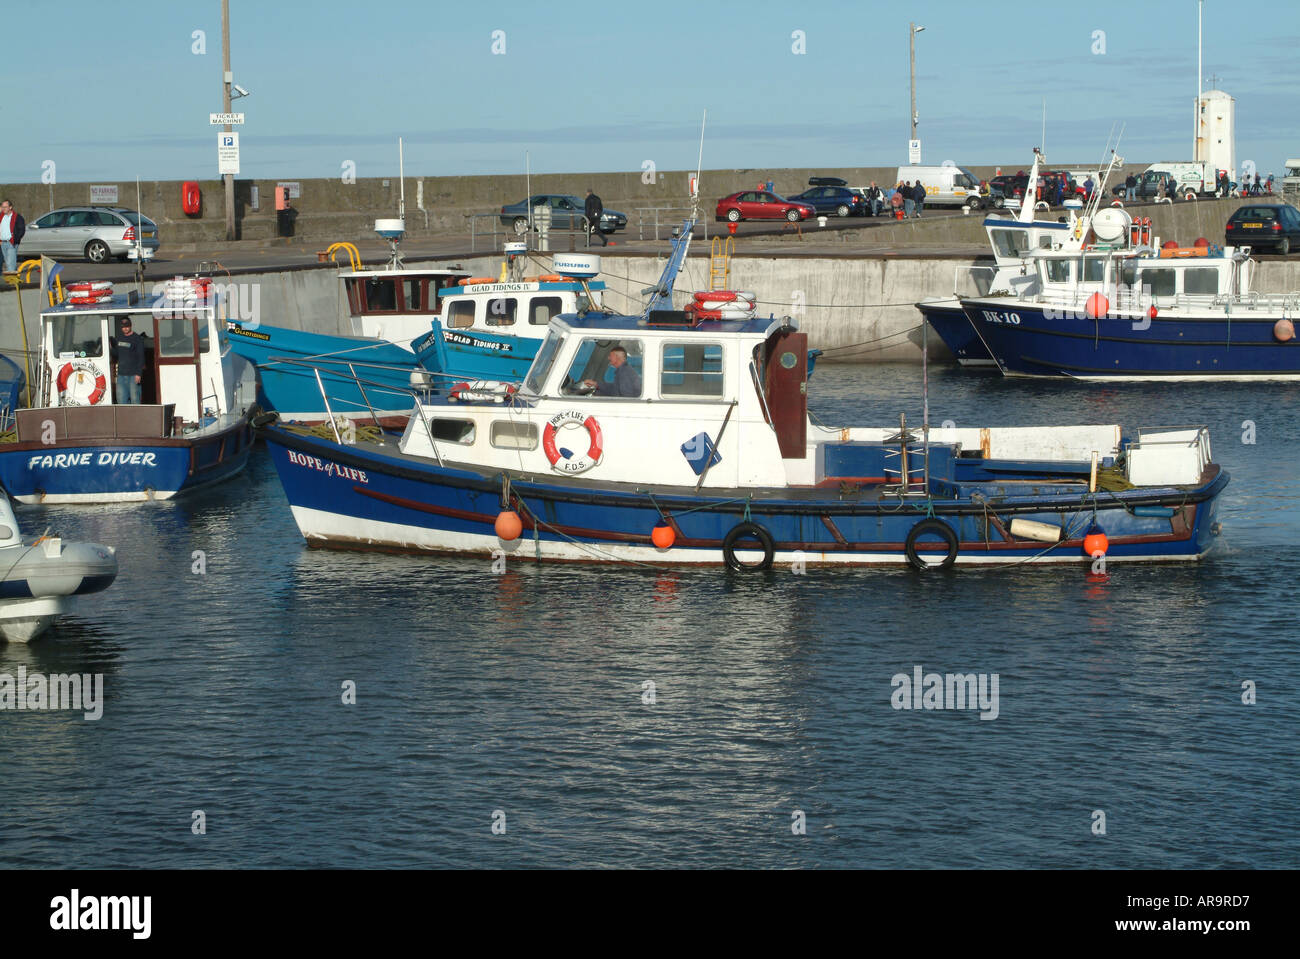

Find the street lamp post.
xmin=222 ymin=0 xmax=234 ymax=241
xmin=910 ymin=23 xmax=925 ymax=151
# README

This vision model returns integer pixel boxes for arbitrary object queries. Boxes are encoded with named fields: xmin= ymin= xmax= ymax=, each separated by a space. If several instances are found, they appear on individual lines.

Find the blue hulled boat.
xmin=0 ymin=276 xmax=255 ymax=503
xmin=261 ymin=306 xmax=1228 ymax=569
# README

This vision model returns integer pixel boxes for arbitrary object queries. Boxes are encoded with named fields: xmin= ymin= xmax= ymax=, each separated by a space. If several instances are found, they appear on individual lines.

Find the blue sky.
xmin=1 ymin=0 xmax=1295 ymax=183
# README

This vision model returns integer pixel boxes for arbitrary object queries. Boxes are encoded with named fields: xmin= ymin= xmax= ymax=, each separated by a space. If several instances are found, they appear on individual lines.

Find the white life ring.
xmin=56 ymin=359 xmax=108 ymax=406
xmin=542 ymin=411 xmax=603 ymax=474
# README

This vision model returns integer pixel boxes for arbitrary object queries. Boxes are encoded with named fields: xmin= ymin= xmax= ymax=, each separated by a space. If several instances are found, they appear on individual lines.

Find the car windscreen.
xmin=1233 ymin=208 xmax=1278 ymax=222
xmin=116 ymin=211 xmax=156 ymax=228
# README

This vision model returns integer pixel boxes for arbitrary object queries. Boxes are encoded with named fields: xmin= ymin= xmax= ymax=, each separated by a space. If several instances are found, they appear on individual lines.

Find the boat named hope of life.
xmin=261 ymin=300 xmax=1228 ymax=569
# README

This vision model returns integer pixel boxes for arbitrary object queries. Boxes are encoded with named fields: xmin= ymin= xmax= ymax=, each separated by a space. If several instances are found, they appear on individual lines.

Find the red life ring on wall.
xmin=182 ymin=181 xmax=202 ymax=216
xmin=542 ymin=411 xmax=603 ymax=474
xmin=56 ymin=360 xmax=109 ymax=406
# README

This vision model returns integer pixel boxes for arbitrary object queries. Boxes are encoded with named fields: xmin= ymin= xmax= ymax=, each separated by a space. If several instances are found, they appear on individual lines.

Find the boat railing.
xmin=636 ymin=206 xmax=709 ymax=242
xmin=265 ymin=354 xmax=518 ymax=467
xmin=1216 ymin=290 xmax=1300 ymax=311
xmin=953 ymin=265 xmax=996 ymax=296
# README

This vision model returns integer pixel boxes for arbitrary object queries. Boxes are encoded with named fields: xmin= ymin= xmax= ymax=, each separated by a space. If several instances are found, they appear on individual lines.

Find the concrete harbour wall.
xmin=5 ymin=254 xmax=1300 ymax=368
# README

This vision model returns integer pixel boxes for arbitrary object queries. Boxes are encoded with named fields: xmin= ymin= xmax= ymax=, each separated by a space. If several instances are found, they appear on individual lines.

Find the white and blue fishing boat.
xmin=259 ymin=261 xmax=1228 ymax=568
xmin=226 ymin=217 xmax=608 ymax=422
xmin=917 ymin=149 xmax=1103 ymax=367
xmin=958 ymin=207 xmax=1300 ymax=380
xmin=0 ymin=276 xmax=255 ymax=503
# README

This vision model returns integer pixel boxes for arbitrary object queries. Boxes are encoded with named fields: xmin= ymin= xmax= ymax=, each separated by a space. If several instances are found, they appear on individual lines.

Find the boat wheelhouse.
xmin=0 ymin=278 xmax=255 ymax=503
xmin=918 ymin=149 xmax=1096 ymax=367
xmin=262 ymin=305 xmax=1228 ymax=569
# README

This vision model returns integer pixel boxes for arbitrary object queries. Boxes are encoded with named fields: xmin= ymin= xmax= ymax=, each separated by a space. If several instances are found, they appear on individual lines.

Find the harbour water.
xmin=1 ymin=363 xmax=1296 ymax=868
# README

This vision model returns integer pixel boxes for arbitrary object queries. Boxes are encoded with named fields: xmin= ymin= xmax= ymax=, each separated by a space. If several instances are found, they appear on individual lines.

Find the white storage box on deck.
xmin=1125 ymin=428 xmax=1211 ymax=487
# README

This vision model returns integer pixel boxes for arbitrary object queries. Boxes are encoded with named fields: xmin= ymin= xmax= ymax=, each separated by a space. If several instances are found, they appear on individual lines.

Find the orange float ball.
xmin=1083 ymin=532 xmax=1109 ymax=557
xmin=1274 ymin=319 xmax=1295 ymax=343
xmin=494 ymin=510 xmax=523 ymax=541
xmin=1194 ymin=236 xmax=1209 ymax=247
xmin=1085 ymin=292 xmax=1109 ymax=319
xmin=651 ymin=523 xmax=676 ymax=549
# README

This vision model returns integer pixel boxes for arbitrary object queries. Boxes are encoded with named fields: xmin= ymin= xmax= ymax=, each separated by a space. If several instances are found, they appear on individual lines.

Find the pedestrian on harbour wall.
xmin=1053 ymin=174 xmax=1065 ymax=206
xmin=891 ymin=186 xmax=905 ymax=218
xmin=903 ymin=181 xmax=915 ymax=218
xmin=110 ymin=317 xmax=148 ymax=404
xmin=867 ymin=181 xmax=882 ymax=216
xmin=913 ymin=180 xmax=926 ymax=218
xmin=584 ymin=189 xmax=607 ymax=247
xmin=1083 ymin=175 xmax=1094 ymax=201
xmin=0 ymin=199 xmax=25 ymax=273
xmin=1254 ymin=173 xmax=1262 ymax=196
xmin=1125 ymin=173 xmax=1137 ymax=201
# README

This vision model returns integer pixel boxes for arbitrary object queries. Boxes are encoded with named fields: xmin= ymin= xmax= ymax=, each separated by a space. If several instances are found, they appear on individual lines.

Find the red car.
xmin=716 ymin=191 xmax=816 ymax=223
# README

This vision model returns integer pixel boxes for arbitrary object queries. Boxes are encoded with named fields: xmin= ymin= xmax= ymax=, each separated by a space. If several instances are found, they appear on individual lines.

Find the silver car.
xmin=23 ymin=206 xmax=161 ymax=263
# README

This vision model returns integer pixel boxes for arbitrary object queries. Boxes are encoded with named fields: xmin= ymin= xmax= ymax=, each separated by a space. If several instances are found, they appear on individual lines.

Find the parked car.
xmin=1111 ymin=171 xmax=1183 ymax=201
xmin=1225 ymin=203 xmax=1300 ymax=254
xmin=895 ymin=164 xmax=984 ymax=208
xmin=988 ymin=175 xmax=1030 ymax=208
xmin=22 ymin=207 xmax=160 ymax=263
xmin=715 ymin=191 xmax=815 ymax=223
xmin=787 ymin=185 xmax=866 ymax=217
xmin=498 ymin=194 xmax=628 ymax=236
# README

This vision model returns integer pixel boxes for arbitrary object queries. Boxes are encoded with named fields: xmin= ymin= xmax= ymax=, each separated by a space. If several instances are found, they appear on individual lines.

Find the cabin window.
xmin=1045 ymin=259 xmax=1071 ymax=283
xmin=525 ymin=331 xmax=564 ymax=393
xmin=490 ymin=420 xmax=539 ymax=451
xmin=992 ymin=229 xmax=1031 ymax=258
xmin=485 ymin=297 xmax=518 ymax=327
xmin=363 ymin=278 xmax=398 ymax=312
xmin=529 ymin=296 xmax=563 ymax=325
xmin=1184 ymin=268 xmax=1219 ymax=295
xmin=51 ymin=315 xmax=105 ymax=358
xmin=1037 ymin=233 xmax=1055 ymax=249
xmin=1139 ymin=269 xmax=1176 ymax=297
xmin=447 ymin=300 xmax=476 ymax=328
xmin=661 ymin=342 xmax=724 ymax=397
xmin=1082 ymin=258 xmax=1106 ymax=283
xmin=429 ymin=418 xmax=476 ymax=444
xmin=1118 ymin=260 xmax=1138 ymax=291
xmin=562 ymin=338 xmax=643 ymax=398
xmin=403 ymin=279 xmax=425 ymax=312
xmin=157 ymin=317 xmax=197 ymax=356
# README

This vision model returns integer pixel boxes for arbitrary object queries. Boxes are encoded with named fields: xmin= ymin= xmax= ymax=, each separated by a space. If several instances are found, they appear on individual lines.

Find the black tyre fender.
xmin=722 ymin=521 xmax=775 ymax=572
xmin=904 ymin=518 xmax=959 ymax=571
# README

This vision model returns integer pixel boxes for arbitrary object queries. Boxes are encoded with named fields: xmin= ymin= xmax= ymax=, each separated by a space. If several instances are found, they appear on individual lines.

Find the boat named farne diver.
xmin=0 ymin=275 xmax=256 ymax=504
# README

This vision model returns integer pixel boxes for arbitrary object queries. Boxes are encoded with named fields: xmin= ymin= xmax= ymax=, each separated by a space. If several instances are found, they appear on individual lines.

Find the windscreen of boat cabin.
xmin=51 ymin=314 xmax=105 ymax=358
xmin=562 ymin=338 xmax=643 ymax=398
xmin=661 ymin=342 xmax=724 ymax=398
xmin=524 ymin=330 xmax=564 ymax=393
xmin=991 ymin=228 xmax=1031 ymax=258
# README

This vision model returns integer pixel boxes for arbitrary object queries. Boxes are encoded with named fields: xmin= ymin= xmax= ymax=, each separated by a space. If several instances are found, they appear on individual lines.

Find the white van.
xmin=1282 ymin=158 xmax=1300 ymax=201
xmin=895 ymin=165 xmax=984 ymax=209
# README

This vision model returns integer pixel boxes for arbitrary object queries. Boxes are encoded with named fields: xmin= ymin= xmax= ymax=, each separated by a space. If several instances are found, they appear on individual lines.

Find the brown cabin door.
xmin=762 ymin=330 xmax=808 ymax=459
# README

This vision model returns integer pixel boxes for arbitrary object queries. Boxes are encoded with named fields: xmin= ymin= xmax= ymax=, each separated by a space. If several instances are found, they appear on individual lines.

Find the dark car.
xmin=988 ymin=175 xmax=1030 ymax=208
xmin=499 ymin=194 xmax=627 ymax=236
xmin=1111 ymin=171 xmax=1181 ymax=201
xmin=1225 ymin=204 xmax=1300 ymax=254
xmin=787 ymin=185 xmax=865 ymax=217
xmin=715 ymin=191 xmax=815 ymax=223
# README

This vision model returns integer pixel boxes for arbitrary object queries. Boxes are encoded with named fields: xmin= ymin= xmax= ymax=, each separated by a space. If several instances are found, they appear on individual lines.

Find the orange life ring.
xmin=542 ymin=411 xmax=603 ymax=474
xmin=56 ymin=360 xmax=108 ymax=406
xmin=536 ymin=274 xmax=565 ymax=282
xmin=461 ymin=276 xmax=496 ymax=286
xmin=66 ymin=281 xmax=112 ymax=292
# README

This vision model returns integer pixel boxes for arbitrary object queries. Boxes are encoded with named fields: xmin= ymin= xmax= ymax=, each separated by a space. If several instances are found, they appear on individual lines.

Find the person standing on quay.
xmin=0 ymin=199 xmax=25 ymax=273
xmin=903 ymin=181 xmax=915 ymax=219
xmin=913 ymin=181 xmax=926 ymax=218
xmin=1125 ymin=173 xmax=1137 ymax=201
xmin=584 ymin=189 xmax=607 ymax=247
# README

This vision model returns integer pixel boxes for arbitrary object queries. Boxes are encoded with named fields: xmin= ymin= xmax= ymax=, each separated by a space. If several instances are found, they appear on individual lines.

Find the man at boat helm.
xmin=583 ymin=346 xmax=641 ymax=397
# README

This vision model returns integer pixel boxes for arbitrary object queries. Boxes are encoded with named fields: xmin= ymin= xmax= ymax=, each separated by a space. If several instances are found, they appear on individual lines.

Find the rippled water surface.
xmin=1 ymin=364 xmax=1297 ymax=868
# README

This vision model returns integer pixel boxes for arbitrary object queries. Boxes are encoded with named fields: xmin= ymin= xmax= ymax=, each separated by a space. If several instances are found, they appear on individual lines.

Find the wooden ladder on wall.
xmin=708 ymin=236 xmax=733 ymax=291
